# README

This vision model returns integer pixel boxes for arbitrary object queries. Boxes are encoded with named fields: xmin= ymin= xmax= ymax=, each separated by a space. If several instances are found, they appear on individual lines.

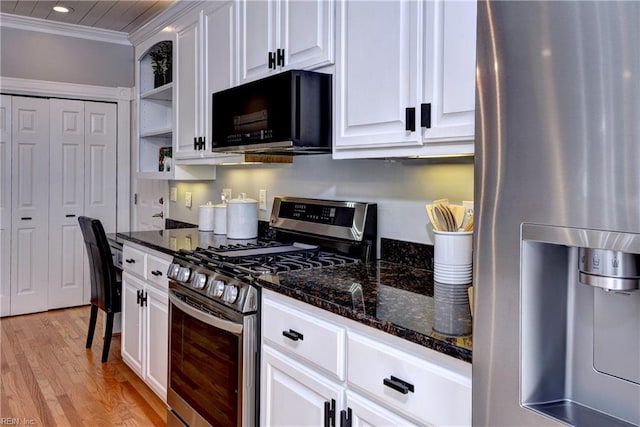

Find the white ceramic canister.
xmin=226 ymin=193 xmax=258 ymax=239
xmin=213 ymin=202 xmax=227 ymax=235
xmin=198 ymin=201 xmax=215 ymax=231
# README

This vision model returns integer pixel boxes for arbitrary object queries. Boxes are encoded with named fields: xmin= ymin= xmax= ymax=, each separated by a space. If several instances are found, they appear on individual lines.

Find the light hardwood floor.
xmin=0 ymin=306 xmax=167 ymax=426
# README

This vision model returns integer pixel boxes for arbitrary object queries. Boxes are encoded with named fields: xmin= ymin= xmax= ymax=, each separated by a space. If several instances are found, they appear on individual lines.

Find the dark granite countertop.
xmin=115 ymin=229 xmax=472 ymax=363
xmin=116 ymin=228 xmax=260 ymax=256
xmin=257 ymin=260 xmax=472 ymax=363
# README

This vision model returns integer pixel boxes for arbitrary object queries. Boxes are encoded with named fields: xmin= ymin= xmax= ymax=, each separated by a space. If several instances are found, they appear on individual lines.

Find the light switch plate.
xmin=170 ymin=187 xmax=177 ymax=202
xmin=185 ymin=191 xmax=192 ymax=208
xmin=259 ymin=189 xmax=267 ymax=211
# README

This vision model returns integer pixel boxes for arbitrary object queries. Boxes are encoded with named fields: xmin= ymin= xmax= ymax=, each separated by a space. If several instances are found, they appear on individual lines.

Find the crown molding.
xmin=0 ymin=12 xmax=131 ymax=46
xmin=0 ymin=76 xmax=133 ymax=102
xmin=128 ymin=1 xmax=204 ymax=46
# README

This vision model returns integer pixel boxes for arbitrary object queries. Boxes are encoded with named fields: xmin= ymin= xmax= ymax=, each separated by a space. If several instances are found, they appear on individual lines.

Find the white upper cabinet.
xmin=238 ymin=0 xmax=335 ymax=84
xmin=333 ymin=0 xmax=477 ymax=159
xmin=173 ymin=2 xmax=243 ymax=164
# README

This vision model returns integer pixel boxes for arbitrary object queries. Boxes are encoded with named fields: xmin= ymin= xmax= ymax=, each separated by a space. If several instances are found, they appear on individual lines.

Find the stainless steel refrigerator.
xmin=474 ymin=1 xmax=640 ymax=426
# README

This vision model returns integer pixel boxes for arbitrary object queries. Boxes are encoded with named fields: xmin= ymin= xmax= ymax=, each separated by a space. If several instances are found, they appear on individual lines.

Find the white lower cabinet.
xmin=260 ymin=289 xmax=472 ymax=426
xmin=121 ymin=243 xmax=170 ymax=401
xmin=261 ymin=346 xmax=343 ymax=426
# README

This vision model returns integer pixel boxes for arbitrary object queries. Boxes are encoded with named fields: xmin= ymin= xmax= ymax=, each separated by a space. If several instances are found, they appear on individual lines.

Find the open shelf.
xmin=141 ymin=127 xmax=173 ymax=138
xmin=141 ymin=83 xmax=173 ymax=101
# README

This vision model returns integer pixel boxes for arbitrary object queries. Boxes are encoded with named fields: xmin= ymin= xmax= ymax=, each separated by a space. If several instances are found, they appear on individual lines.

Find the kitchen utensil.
xmin=426 ymin=204 xmax=443 ymax=231
xmin=198 ymin=201 xmax=215 ymax=231
xmin=227 ymin=193 xmax=258 ymax=239
xmin=463 ymin=214 xmax=474 ymax=232
xmin=449 ymin=205 xmax=466 ymax=230
xmin=433 ymin=205 xmax=450 ymax=232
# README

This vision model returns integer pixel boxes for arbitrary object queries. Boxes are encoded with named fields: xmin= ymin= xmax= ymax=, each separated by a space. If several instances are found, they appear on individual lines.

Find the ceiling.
xmin=0 ymin=1 xmax=177 ymax=34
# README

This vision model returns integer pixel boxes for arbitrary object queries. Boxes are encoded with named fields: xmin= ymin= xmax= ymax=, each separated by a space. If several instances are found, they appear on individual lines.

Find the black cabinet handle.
xmin=323 ymin=399 xmax=335 ymax=427
xmin=65 ymin=214 xmax=76 ymax=218
xmin=125 ymin=258 xmax=135 ymax=264
xmin=142 ymin=291 xmax=148 ymax=307
xmin=21 ymin=217 xmax=32 ymax=220
xmin=383 ymin=375 xmax=415 ymax=394
xmin=405 ymin=107 xmax=416 ymax=132
xmin=277 ymin=48 xmax=285 ymax=67
xmin=193 ymin=136 xmax=197 ymax=150
xmin=136 ymin=289 xmax=141 ymax=305
xmin=339 ymin=408 xmax=352 ymax=427
xmin=200 ymin=136 xmax=206 ymax=150
xmin=268 ymin=51 xmax=276 ymax=69
xmin=282 ymin=329 xmax=304 ymax=342
xmin=151 ymin=270 xmax=162 ymax=276
xmin=421 ymin=103 xmax=432 ymax=129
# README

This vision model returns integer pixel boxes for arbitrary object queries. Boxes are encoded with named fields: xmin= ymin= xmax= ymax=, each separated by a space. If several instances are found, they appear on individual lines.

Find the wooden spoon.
xmin=435 ymin=204 xmax=455 ymax=232
xmin=448 ymin=205 xmax=466 ymax=230
xmin=425 ymin=204 xmax=442 ymax=231
xmin=433 ymin=205 xmax=450 ymax=232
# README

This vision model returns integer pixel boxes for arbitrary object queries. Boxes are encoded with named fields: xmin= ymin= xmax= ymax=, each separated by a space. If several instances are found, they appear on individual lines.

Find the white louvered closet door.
xmin=0 ymin=95 xmax=12 ymax=317
xmin=49 ymin=99 xmax=86 ymax=310
xmin=10 ymin=96 xmax=50 ymax=316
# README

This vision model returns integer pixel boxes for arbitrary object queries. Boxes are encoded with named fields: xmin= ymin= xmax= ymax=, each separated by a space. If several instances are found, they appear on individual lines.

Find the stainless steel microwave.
xmin=211 ymin=70 xmax=332 ymax=154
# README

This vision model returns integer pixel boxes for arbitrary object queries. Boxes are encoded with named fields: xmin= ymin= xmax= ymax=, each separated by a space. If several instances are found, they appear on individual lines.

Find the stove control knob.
xmin=167 ymin=263 xmax=181 ymax=279
xmin=211 ymin=279 xmax=226 ymax=297
xmin=192 ymin=273 xmax=208 ymax=290
xmin=223 ymin=285 xmax=239 ymax=304
xmin=177 ymin=267 xmax=191 ymax=282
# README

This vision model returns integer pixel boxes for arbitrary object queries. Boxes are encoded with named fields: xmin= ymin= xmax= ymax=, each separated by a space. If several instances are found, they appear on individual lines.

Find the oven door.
xmin=167 ymin=286 xmax=256 ymax=427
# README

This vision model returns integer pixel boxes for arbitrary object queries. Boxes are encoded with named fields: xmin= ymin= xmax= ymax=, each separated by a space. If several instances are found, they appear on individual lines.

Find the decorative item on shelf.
xmin=149 ymin=41 xmax=172 ymax=88
xmin=159 ymin=147 xmax=172 ymax=172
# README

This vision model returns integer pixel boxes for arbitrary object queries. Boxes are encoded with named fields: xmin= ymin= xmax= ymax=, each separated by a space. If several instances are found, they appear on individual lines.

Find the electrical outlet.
xmin=170 ymin=187 xmax=178 ymax=202
xmin=222 ymin=188 xmax=232 ymax=202
xmin=259 ymin=189 xmax=267 ymax=211
xmin=185 ymin=191 xmax=192 ymax=208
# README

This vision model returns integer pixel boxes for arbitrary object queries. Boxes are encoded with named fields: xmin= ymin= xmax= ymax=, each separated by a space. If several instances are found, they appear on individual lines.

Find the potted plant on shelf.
xmin=149 ymin=41 xmax=172 ymax=88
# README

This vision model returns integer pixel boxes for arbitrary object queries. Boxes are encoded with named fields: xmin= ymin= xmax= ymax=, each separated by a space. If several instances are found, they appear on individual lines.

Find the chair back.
xmin=78 ymin=216 xmax=121 ymax=313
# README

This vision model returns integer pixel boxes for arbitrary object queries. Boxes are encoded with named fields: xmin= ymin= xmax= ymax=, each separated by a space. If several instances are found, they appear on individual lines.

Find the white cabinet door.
xmin=346 ymin=391 xmax=419 ymax=427
xmin=145 ymin=283 xmax=168 ymax=400
xmin=49 ymin=99 xmax=86 ymax=310
xmin=239 ymin=0 xmax=334 ymax=84
xmin=122 ymin=272 xmax=145 ymax=377
xmin=261 ymin=346 xmax=343 ymax=427
xmin=334 ymin=0 xmax=420 ymax=151
xmin=175 ymin=12 xmax=202 ymax=160
xmin=280 ymin=0 xmax=334 ymax=71
xmin=204 ymin=0 xmax=237 ymax=147
xmin=0 ymin=95 xmax=11 ymax=317
xmin=238 ymin=0 xmax=277 ymax=84
xmin=10 ymin=97 xmax=50 ymax=316
xmin=421 ymin=0 xmax=476 ymax=145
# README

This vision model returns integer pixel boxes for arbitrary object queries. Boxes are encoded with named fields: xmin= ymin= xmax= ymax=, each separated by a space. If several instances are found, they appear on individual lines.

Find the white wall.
xmin=167 ymin=155 xmax=473 ymax=245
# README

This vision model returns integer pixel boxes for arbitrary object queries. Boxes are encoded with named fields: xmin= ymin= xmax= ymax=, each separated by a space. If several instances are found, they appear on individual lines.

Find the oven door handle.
xmin=169 ymin=291 xmax=243 ymax=335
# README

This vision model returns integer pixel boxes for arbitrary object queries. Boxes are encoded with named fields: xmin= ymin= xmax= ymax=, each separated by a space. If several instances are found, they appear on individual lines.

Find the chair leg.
xmin=102 ymin=312 xmax=115 ymax=363
xmin=86 ymin=304 xmax=99 ymax=349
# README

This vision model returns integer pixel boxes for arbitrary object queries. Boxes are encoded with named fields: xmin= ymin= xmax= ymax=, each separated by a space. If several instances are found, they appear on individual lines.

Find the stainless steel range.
xmin=166 ymin=197 xmax=377 ymax=427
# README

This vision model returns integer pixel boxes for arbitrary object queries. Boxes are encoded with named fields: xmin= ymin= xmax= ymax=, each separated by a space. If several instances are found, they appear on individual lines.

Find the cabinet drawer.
xmin=123 ymin=245 xmax=146 ymax=277
xmin=347 ymin=332 xmax=471 ymax=426
xmin=262 ymin=297 xmax=345 ymax=381
xmin=146 ymin=254 xmax=170 ymax=290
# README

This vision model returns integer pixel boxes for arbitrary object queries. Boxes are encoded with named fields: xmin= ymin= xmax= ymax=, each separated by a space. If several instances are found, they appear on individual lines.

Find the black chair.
xmin=78 ymin=216 xmax=122 ymax=363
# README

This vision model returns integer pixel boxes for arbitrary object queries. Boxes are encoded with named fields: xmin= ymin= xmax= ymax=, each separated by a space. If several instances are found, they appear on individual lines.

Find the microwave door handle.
xmin=169 ymin=291 xmax=243 ymax=335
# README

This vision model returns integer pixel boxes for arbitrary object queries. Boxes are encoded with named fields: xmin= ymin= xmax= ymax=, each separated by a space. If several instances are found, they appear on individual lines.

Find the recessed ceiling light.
xmin=53 ymin=5 xmax=72 ymax=13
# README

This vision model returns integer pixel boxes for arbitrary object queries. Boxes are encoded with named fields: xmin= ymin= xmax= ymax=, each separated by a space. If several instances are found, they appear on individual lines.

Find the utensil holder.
xmin=434 ymin=231 xmax=473 ymax=284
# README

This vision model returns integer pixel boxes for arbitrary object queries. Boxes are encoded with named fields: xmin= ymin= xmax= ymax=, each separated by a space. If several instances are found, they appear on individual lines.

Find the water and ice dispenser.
xmin=520 ymin=224 xmax=640 ymax=426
